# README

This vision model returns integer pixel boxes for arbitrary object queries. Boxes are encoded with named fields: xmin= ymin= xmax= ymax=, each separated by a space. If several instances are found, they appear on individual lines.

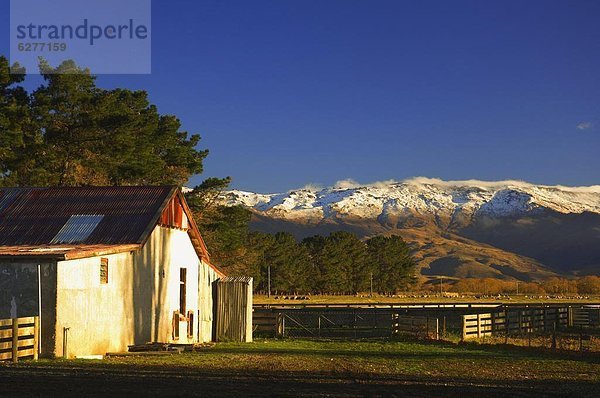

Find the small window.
xmin=179 ymin=268 xmax=187 ymax=314
xmin=187 ymin=310 xmax=194 ymax=339
xmin=100 ymin=258 xmax=109 ymax=284
xmin=173 ymin=311 xmax=180 ymax=340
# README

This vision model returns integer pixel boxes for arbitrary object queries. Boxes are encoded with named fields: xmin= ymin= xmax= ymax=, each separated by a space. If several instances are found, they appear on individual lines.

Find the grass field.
xmin=254 ymin=294 xmax=600 ymax=305
xmin=1 ymin=339 xmax=599 ymax=397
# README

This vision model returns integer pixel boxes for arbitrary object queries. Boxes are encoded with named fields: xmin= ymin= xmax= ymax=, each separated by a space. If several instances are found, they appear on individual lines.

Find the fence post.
xmin=33 ymin=316 xmax=39 ymax=360
xmin=461 ymin=315 xmax=466 ymax=341
xmin=12 ymin=318 xmax=18 ymax=363
xmin=435 ymin=318 xmax=439 ymax=340
xmin=551 ymin=321 xmax=557 ymax=350
xmin=477 ymin=314 xmax=482 ymax=338
xmin=518 ymin=311 xmax=523 ymax=335
xmin=282 ymin=315 xmax=286 ymax=338
xmin=318 ymin=315 xmax=321 ymax=338
xmin=568 ymin=307 xmax=573 ymax=327
xmin=505 ymin=309 xmax=509 ymax=344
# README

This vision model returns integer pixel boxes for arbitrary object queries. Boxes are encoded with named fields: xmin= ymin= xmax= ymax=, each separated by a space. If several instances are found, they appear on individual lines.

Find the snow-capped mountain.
xmin=221 ymin=177 xmax=600 ymax=222
xmin=220 ymin=178 xmax=600 ymax=279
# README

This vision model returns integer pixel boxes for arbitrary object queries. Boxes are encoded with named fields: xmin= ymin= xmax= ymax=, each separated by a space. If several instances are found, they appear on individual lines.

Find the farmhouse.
xmin=0 ymin=186 xmax=227 ymax=358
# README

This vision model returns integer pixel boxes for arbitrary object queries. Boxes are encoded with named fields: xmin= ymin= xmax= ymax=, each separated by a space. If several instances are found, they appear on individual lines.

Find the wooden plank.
xmin=0 ymin=328 xmax=34 ymax=339
xmin=0 ymin=329 xmax=13 ymax=339
xmin=0 ymin=319 xmax=13 ymax=327
xmin=17 ymin=338 xmax=35 ymax=348
xmin=17 ymin=348 xmax=36 ymax=358
xmin=17 ymin=317 xmax=35 ymax=325
xmin=0 ymin=341 xmax=14 ymax=350
xmin=0 ymin=351 xmax=13 ymax=360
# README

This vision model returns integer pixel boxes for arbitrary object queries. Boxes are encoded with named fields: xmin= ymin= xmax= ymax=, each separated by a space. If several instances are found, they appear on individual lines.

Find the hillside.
xmin=220 ymin=178 xmax=600 ymax=280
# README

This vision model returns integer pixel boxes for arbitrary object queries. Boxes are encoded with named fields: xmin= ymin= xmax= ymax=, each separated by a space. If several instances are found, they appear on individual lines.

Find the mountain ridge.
xmin=220 ymin=178 xmax=600 ymax=280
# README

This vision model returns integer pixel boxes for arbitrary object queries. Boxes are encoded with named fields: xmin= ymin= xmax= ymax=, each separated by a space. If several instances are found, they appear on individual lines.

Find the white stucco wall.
xmin=54 ymin=226 xmax=217 ymax=357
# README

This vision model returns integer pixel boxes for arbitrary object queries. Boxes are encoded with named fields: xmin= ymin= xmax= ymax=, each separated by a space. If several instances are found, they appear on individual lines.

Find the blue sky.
xmin=1 ymin=0 xmax=599 ymax=192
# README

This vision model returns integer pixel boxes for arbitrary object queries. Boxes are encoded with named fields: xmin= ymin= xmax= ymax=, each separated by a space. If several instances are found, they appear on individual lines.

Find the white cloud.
xmin=577 ymin=121 xmax=592 ymax=130
xmin=295 ymin=183 xmax=323 ymax=192
xmin=332 ymin=179 xmax=399 ymax=190
xmin=333 ymin=178 xmax=361 ymax=189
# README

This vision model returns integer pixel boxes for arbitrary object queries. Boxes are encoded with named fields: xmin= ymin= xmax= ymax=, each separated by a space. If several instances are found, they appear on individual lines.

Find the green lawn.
xmin=1 ymin=339 xmax=599 ymax=397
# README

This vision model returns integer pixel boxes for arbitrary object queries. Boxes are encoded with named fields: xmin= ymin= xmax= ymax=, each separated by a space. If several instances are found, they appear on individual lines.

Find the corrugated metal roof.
xmin=0 ymin=186 xmax=175 ymax=246
xmin=218 ymin=276 xmax=253 ymax=284
xmin=0 ymin=244 xmax=141 ymax=260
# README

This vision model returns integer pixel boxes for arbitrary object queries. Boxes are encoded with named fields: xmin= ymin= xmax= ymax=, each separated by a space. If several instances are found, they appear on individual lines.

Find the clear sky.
xmin=1 ymin=0 xmax=599 ymax=192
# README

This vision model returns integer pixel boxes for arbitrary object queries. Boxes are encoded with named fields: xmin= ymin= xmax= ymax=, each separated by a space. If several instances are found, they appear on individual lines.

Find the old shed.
xmin=0 ymin=186 xmax=226 ymax=358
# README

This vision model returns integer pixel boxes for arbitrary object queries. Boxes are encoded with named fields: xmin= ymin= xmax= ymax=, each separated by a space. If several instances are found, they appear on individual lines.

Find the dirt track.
xmin=0 ymin=364 xmax=597 ymax=397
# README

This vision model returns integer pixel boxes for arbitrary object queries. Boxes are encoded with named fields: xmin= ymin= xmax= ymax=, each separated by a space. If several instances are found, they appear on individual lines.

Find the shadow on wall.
xmin=132 ymin=227 xmax=170 ymax=345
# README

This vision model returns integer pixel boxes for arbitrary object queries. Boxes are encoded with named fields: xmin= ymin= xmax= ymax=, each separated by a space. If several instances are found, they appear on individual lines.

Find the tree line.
xmin=447 ymin=276 xmax=600 ymax=295
xmin=248 ymin=231 xmax=416 ymax=294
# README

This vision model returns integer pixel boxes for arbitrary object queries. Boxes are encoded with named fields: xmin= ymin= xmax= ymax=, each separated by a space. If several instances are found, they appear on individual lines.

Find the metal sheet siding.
xmin=215 ymin=277 xmax=253 ymax=342
xmin=0 ymin=186 xmax=174 ymax=245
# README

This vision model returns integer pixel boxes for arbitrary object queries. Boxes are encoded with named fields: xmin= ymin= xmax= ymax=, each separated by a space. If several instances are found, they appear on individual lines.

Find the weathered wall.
xmin=134 ymin=226 xmax=202 ymax=345
xmin=198 ymin=259 xmax=220 ymax=342
xmin=53 ymin=226 xmax=215 ymax=357
xmin=0 ymin=262 xmax=57 ymax=356
xmin=55 ymin=251 xmax=135 ymax=357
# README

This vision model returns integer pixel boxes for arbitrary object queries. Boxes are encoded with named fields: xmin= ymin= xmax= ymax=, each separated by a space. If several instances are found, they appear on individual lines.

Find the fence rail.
xmin=0 ymin=316 xmax=39 ymax=362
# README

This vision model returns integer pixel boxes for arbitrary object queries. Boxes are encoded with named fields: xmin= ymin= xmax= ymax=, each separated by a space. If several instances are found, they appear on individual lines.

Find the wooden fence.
xmin=393 ymin=315 xmax=439 ymax=339
xmin=0 ymin=316 xmax=39 ymax=362
xmin=253 ymin=309 xmax=439 ymax=339
xmin=462 ymin=308 xmax=568 ymax=340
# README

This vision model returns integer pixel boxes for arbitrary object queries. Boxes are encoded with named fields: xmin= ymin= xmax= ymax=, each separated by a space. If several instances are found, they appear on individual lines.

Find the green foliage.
xmin=0 ymin=56 xmax=208 ymax=186
xmin=244 ymin=231 xmax=417 ymax=294
xmin=366 ymin=235 xmax=416 ymax=294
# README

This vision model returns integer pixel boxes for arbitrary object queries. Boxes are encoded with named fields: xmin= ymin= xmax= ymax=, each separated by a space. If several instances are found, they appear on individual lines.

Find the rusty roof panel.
xmin=0 ymin=186 xmax=175 ymax=246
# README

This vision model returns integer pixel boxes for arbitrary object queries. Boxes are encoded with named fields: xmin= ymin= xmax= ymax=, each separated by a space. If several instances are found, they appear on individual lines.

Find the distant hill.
xmin=220 ymin=178 xmax=600 ymax=281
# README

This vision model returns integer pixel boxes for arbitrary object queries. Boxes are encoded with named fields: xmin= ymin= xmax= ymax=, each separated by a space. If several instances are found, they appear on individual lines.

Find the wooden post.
xmin=518 ymin=311 xmax=523 ymax=335
xmin=568 ymin=307 xmax=573 ymax=327
xmin=33 ymin=316 xmax=39 ymax=360
xmin=505 ymin=309 xmax=509 ymax=344
xmin=477 ymin=313 xmax=482 ymax=338
xmin=12 ymin=318 xmax=18 ymax=363
xmin=318 ymin=315 xmax=321 ymax=338
xmin=461 ymin=315 xmax=466 ymax=341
